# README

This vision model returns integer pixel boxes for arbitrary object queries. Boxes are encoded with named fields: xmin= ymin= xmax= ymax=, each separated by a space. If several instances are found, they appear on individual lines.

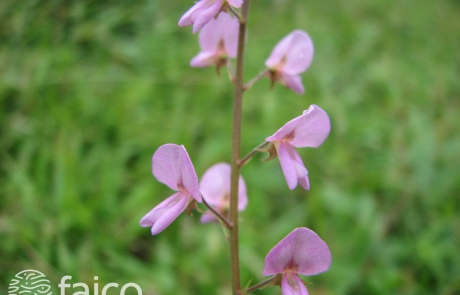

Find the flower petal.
xmin=200 ymin=211 xmax=217 ymax=223
xmin=282 ymin=30 xmax=314 ymax=75
xmin=263 ymin=228 xmax=331 ymax=276
xmin=178 ymin=0 xmax=209 ymax=27
xmin=221 ymin=14 xmax=239 ymax=57
xmin=152 ymin=144 xmax=183 ymax=191
xmin=275 ymin=142 xmax=299 ymax=190
xmin=190 ymin=51 xmax=219 ymax=67
xmin=265 ymin=33 xmax=294 ymax=69
xmin=289 ymin=105 xmax=331 ymax=148
xmin=263 ymin=227 xmax=299 ymax=275
xmin=191 ymin=0 xmax=223 ymax=33
xmin=200 ymin=163 xmax=230 ymax=206
xmin=281 ymin=273 xmax=309 ymax=295
xmin=283 ymin=73 xmax=305 ymax=94
xmin=179 ymin=146 xmax=202 ymax=201
xmin=139 ymin=192 xmax=190 ymax=235
xmin=198 ymin=12 xmax=239 ymax=56
xmin=298 ymin=175 xmax=310 ymax=191
xmin=199 ymin=162 xmax=248 ymax=210
xmin=265 ymin=30 xmax=314 ymax=75
xmin=237 ymin=172 xmax=248 ymax=210
xmin=266 ymin=114 xmax=304 ymax=142
xmin=286 ymin=144 xmax=310 ymax=190
xmin=152 ymin=144 xmax=201 ymax=201
xmin=292 ymin=228 xmax=332 ymax=276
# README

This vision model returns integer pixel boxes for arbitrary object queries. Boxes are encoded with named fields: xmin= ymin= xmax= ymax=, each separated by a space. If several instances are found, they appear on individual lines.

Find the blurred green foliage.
xmin=1 ymin=0 xmax=460 ymax=294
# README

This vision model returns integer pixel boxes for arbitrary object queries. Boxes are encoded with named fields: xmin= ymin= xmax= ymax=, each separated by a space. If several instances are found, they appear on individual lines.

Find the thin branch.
xmin=238 ymin=141 xmax=270 ymax=167
xmin=201 ymin=197 xmax=233 ymax=229
xmin=243 ymin=69 xmax=269 ymax=91
xmin=242 ymin=276 xmax=277 ymax=294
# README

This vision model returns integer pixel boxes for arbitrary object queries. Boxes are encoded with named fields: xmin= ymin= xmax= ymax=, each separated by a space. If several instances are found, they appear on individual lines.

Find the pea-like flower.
xmin=190 ymin=12 xmax=239 ymax=69
xmin=266 ymin=105 xmax=330 ymax=190
xmin=199 ymin=163 xmax=247 ymax=223
xmin=263 ymin=227 xmax=331 ymax=295
xmin=265 ymin=30 xmax=314 ymax=94
xmin=179 ymin=0 xmax=243 ymax=34
xmin=139 ymin=144 xmax=202 ymax=235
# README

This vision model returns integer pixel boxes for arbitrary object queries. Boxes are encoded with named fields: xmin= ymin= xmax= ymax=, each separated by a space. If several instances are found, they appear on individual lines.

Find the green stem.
xmin=243 ymin=276 xmax=277 ymax=294
xmin=230 ymin=1 xmax=250 ymax=294
xmin=243 ymin=69 xmax=269 ymax=91
xmin=238 ymin=141 xmax=270 ymax=167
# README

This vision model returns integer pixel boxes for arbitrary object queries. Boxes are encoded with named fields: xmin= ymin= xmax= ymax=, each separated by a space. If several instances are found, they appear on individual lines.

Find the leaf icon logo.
xmin=8 ymin=269 xmax=52 ymax=295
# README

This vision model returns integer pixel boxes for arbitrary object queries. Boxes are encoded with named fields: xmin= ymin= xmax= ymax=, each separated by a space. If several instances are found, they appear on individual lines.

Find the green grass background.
xmin=1 ymin=0 xmax=460 ymax=294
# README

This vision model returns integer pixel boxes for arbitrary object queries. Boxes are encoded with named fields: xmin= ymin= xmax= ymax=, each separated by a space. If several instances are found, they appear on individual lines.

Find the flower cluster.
xmin=140 ymin=105 xmax=330 ymax=234
xmin=179 ymin=1 xmax=315 ymax=93
xmin=140 ymin=1 xmax=333 ymax=295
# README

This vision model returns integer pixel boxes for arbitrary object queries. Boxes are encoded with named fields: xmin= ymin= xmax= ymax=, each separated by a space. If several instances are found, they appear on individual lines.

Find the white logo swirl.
xmin=8 ymin=269 xmax=52 ymax=295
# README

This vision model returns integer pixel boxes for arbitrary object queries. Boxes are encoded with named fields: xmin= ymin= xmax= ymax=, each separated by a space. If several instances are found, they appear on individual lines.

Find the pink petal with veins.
xmin=266 ymin=105 xmax=330 ymax=149
xmin=263 ymin=228 xmax=331 ymax=276
xmin=282 ymin=31 xmax=314 ymax=75
xmin=152 ymin=144 xmax=201 ymax=201
xmin=265 ymin=30 xmax=314 ymax=75
xmin=200 ymin=163 xmax=247 ymax=210
xmin=139 ymin=192 xmax=191 ymax=235
xmin=276 ymin=142 xmax=306 ymax=190
xmin=191 ymin=0 xmax=223 ymax=33
xmin=178 ymin=0 xmax=209 ymax=26
xmin=190 ymin=12 xmax=239 ymax=68
xmin=289 ymin=105 xmax=331 ymax=148
xmin=287 ymin=144 xmax=310 ymax=190
xmin=199 ymin=12 xmax=239 ymax=56
xmin=178 ymin=0 xmax=224 ymax=33
xmin=266 ymin=114 xmax=304 ymax=142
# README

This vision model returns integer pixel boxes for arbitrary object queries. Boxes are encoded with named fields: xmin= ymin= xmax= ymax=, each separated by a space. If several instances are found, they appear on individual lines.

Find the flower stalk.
xmin=229 ymin=0 xmax=250 ymax=294
xmin=238 ymin=141 xmax=270 ymax=167
xmin=202 ymin=197 xmax=233 ymax=229
xmin=242 ymin=275 xmax=278 ymax=294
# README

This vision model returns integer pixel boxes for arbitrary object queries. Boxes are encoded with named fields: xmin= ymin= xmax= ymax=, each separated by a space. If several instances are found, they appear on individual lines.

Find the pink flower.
xmin=265 ymin=30 xmax=314 ymax=94
xmin=199 ymin=163 xmax=247 ymax=223
xmin=190 ymin=12 xmax=239 ymax=68
xmin=266 ymin=105 xmax=330 ymax=190
xmin=178 ymin=0 xmax=243 ymax=34
xmin=139 ymin=144 xmax=202 ymax=235
xmin=263 ymin=227 xmax=331 ymax=295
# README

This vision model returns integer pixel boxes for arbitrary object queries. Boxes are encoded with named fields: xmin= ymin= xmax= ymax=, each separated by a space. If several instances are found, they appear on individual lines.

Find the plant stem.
xmin=238 ymin=141 xmax=270 ymax=167
xmin=243 ymin=69 xmax=269 ymax=91
xmin=230 ymin=1 xmax=250 ymax=294
xmin=243 ymin=276 xmax=277 ymax=293
xmin=202 ymin=197 xmax=233 ymax=229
